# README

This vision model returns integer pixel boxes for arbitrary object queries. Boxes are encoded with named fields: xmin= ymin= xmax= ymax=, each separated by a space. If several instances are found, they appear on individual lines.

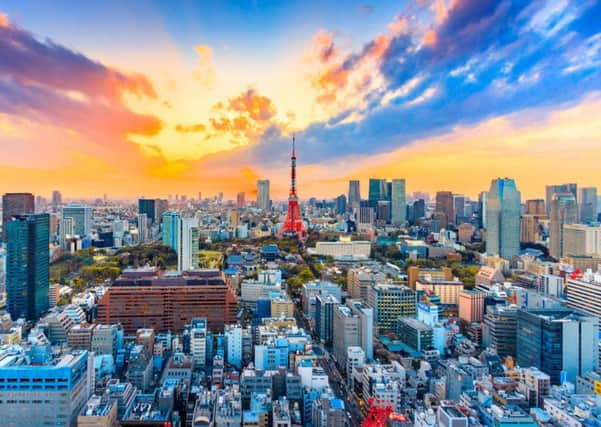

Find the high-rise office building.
xmin=138 ymin=198 xmax=157 ymax=224
xmin=376 ymin=200 xmax=391 ymax=224
xmin=181 ymin=217 xmax=199 ymax=271
xmin=546 ymin=183 xmax=577 ymax=216
xmin=137 ymin=213 xmax=148 ymax=243
xmin=315 ymin=294 xmax=340 ymax=346
xmin=486 ymin=178 xmax=521 ymax=259
xmin=62 ymin=204 xmax=92 ymax=237
xmin=161 ymin=210 xmax=181 ymax=252
xmin=368 ymin=178 xmax=387 ymax=207
xmin=580 ymin=187 xmax=598 ymax=223
xmin=51 ymin=190 xmax=62 ymax=208
xmin=525 ymin=199 xmax=545 ymax=215
xmin=348 ymin=180 xmax=361 ymax=210
xmin=2 ymin=192 xmax=34 ymax=242
xmin=435 ymin=191 xmax=454 ymax=229
xmin=517 ymin=308 xmax=598 ymax=384
xmin=478 ymin=191 xmax=488 ymax=228
xmin=549 ymin=193 xmax=578 ymax=258
xmin=453 ymin=194 xmax=466 ymax=224
xmin=236 ymin=192 xmax=246 ymax=209
xmin=335 ymin=194 xmax=347 ymax=215
xmin=257 ymin=180 xmax=270 ymax=211
xmin=408 ymin=199 xmax=425 ymax=224
xmin=6 ymin=214 xmax=49 ymax=321
xmin=390 ymin=179 xmax=406 ymax=226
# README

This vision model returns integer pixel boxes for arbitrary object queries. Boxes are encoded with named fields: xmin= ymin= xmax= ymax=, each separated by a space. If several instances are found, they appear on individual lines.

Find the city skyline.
xmin=1 ymin=1 xmax=600 ymax=199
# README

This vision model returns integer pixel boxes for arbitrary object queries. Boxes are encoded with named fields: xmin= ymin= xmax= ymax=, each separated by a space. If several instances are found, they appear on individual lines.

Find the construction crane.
xmin=361 ymin=398 xmax=407 ymax=427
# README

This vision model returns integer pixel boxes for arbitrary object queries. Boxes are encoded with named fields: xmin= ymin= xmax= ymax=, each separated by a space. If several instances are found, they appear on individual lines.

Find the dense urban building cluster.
xmin=2 ymin=165 xmax=601 ymax=427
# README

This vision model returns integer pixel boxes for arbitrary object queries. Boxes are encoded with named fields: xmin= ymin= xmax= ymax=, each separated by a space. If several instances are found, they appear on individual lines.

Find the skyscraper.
xmin=335 ymin=194 xmax=347 ymax=215
xmin=51 ymin=190 xmax=62 ymax=208
xmin=6 ymin=214 xmax=49 ymax=321
xmin=525 ymin=199 xmax=546 ymax=215
xmin=2 ymin=192 xmax=34 ymax=242
xmin=579 ymin=187 xmax=598 ymax=223
xmin=390 ymin=179 xmax=406 ymax=226
xmin=368 ymin=178 xmax=386 ymax=207
xmin=546 ymin=183 xmax=577 ymax=216
xmin=486 ymin=178 xmax=521 ymax=259
xmin=161 ymin=210 xmax=181 ymax=252
xmin=181 ymin=217 xmax=199 ymax=271
xmin=138 ymin=198 xmax=157 ymax=224
xmin=348 ymin=180 xmax=361 ymax=211
xmin=478 ymin=191 xmax=488 ymax=228
xmin=62 ymin=204 xmax=92 ymax=237
xmin=236 ymin=192 xmax=246 ymax=209
xmin=137 ymin=213 xmax=148 ymax=243
xmin=549 ymin=192 xmax=578 ymax=258
xmin=435 ymin=191 xmax=454 ymax=228
xmin=257 ymin=180 xmax=270 ymax=211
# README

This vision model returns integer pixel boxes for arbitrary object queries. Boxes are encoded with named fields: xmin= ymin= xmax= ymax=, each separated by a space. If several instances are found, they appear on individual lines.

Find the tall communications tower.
xmin=279 ymin=136 xmax=307 ymax=240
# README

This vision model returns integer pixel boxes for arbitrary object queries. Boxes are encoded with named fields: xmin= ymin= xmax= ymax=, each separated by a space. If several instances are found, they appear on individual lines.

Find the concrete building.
xmin=190 ymin=318 xmax=208 ymax=368
xmin=181 ymin=217 xmax=199 ymax=271
xmin=333 ymin=301 xmax=373 ymax=367
xmin=0 ymin=348 xmax=94 ymax=427
xmin=394 ymin=317 xmax=433 ymax=352
xmin=486 ymin=178 xmax=521 ymax=259
xmin=256 ymin=180 xmax=270 ymax=211
xmin=562 ymin=224 xmax=601 ymax=257
xmin=435 ymin=191 xmax=455 ymax=229
xmin=525 ymin=199 xmax=546 ymax=215
xmin=415 ymin=278 xmax=464 ymax=306
xmin=458 ymin=290 xmax=485 ymax=322
xmin=77 ymin=395 xmax=119 ymax=427
xmin=367 ymin=283 xmax=416 ymax=333
xmin=407 ymin=266 xmax=452 ymax=291
xmin=566 ymin=271 xmax=601 ymax=321
xmin=347 ymin=267 xmax=386 ymax=301
xmin=314 ymin=238 xmax=371 ymax=260
xmin=482 ymin=305 xmax=518 ymax=358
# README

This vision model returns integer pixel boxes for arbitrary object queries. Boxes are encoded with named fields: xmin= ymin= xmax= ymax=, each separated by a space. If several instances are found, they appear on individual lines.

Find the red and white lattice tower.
xmin=278 ymin=136 xmax=307 ymax=240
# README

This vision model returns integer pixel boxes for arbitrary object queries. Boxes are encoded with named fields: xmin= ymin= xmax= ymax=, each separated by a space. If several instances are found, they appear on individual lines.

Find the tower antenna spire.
xmin=278 ymin=134 xmax=306 ymax=240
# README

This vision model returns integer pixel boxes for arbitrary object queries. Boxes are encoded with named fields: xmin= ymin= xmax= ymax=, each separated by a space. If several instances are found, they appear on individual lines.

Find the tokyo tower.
xmin=278 ymin=136 xmax=307 ymax=240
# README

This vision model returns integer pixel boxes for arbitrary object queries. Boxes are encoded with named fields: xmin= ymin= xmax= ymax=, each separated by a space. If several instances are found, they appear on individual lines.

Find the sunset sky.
xmin=1 ymin=0 xmax=600 ymax=200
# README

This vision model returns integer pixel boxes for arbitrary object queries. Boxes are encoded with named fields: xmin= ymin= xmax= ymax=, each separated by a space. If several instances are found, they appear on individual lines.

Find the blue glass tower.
xmin=6 ymin=213 xmax=49 ymax=321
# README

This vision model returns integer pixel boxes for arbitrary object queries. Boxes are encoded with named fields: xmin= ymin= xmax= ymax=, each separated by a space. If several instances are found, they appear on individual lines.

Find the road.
xmin=294 ymin=303 xmax=363 ymax=426
xmin=314 ymin=344 xmax=363 ymax=427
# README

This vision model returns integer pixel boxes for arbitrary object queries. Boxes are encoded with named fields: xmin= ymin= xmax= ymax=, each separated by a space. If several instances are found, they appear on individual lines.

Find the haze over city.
xmin=1 ymin=0 xmax=600 ymax=199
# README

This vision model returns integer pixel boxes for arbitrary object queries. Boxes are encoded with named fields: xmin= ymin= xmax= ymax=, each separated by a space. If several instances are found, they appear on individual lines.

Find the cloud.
xmin=228 ymin=89 xmax=276 ymax=122
xmin=193 ymin=44 xmax=216 ymax=87
xmin=175 ymin=123 xmax=206 ymax=133
xmin=0 ymin=19 xmax=162 ymax=146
